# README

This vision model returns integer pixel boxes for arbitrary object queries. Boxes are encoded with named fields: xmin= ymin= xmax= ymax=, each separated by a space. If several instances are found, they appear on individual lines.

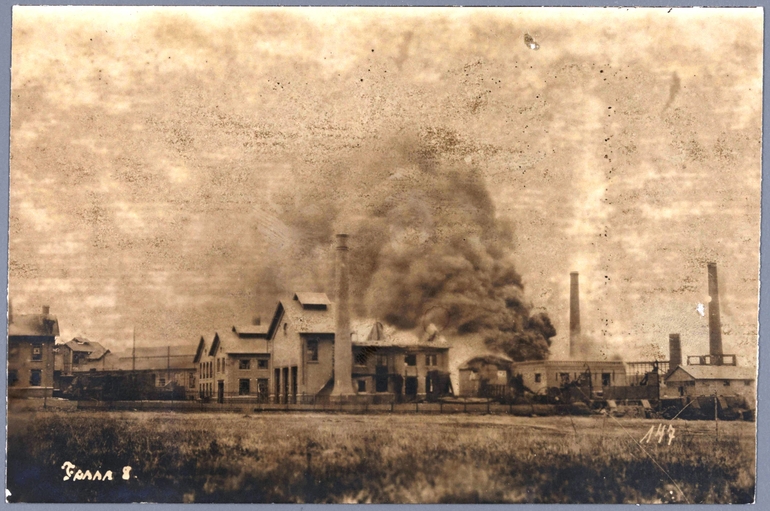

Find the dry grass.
xmin=6 ymin=411 xmax=755 ymax=503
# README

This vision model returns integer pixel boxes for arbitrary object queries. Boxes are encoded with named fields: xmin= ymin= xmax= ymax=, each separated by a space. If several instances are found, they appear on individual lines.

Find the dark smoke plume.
xmin=264 ymin=129 xmax=556 ymax=362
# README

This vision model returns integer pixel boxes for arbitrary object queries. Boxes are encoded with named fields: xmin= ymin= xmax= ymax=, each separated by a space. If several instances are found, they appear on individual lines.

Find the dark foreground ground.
xmin=6 ymin=410 xmax=755 ymax=504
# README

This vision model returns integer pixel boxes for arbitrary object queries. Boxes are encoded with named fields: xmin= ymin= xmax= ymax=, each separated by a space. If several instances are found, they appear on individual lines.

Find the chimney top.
xmin=336 ymin=233 xmax=349 ymax=250
xmin=570 ymin=271 xmax=579 ymax=275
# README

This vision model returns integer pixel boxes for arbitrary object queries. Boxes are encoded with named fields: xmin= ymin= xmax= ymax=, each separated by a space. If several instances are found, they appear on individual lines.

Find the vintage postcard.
xmin=6 ymin=6 xmax=762 ymax=504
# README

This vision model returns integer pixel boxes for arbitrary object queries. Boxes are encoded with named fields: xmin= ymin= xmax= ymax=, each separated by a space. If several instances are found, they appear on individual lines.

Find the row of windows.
xmin=8 ymin=344 xmax=43 ymax=361
xmin=200 ymin=358 xmax=270 ymax=379
xmin=8 ymin=369 xmax=42 ymax=386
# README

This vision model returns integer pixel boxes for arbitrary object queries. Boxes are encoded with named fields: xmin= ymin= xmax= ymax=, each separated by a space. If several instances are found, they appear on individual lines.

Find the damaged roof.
xmin=351 ymin=321 xmax=450 ymax=349
xmin=9 ymin=313 xmax=60 ymax=337
xmin=459 ymin=354 xmax=514 ymax=371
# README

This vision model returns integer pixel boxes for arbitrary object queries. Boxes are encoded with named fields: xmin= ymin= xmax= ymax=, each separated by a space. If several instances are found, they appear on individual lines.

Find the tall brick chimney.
xmin=569 ymin=272 xmax=581 ymax=358
xmin=331 ymin=234 xmax=354 ymax=397
xmin=707 ymin=262 xmax=723 ymax=365
xmin=668 ymin=333 xmax=682 ymax=372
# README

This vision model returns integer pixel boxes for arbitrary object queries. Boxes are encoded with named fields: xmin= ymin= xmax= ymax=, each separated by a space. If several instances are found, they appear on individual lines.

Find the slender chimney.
xmin=707 ymin=262 xmax=723 ymax=365
xmin=668 ymin=333 xmax=682 ymax=372
xmin=331 ymin=234 xmax=354 ymax=397
xmin=569 ymin=272 xmax=581 ymax=358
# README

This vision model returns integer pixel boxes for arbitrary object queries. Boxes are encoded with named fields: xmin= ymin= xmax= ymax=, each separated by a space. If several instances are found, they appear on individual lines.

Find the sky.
xmin=9 ymin=7 xmax=763 ymax=369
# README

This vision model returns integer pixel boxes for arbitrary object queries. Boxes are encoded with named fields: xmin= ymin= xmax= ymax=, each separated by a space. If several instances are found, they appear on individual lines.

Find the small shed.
xmin=458 ymin=355 xmax=514 ymax=397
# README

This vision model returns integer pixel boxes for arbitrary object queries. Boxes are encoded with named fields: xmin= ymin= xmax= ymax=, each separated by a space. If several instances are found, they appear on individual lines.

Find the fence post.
xmin=487 ymin=399 xmax=490 ymax=414
xmin=440 ymin=401 xmax=443 ymax=414
xmin=415 ymin=402 xmax=419 ymax=414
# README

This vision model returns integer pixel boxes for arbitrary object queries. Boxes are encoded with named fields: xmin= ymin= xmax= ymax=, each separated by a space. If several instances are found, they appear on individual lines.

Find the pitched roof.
xmin=9 ymin=313 xmax=60 ymax=337
xmin=351 ymin=321 xmax=450 ymax=349
xmin=209 ymin=330 xmax=269 ymax=356
xmin=232 ymin=324 xmax=269 ymax=337
xmin=268 ymin=294 xmax=337 ymax=338
xmin=666 ymin=365 xmax=756 ymax=381
xmin=293 ymin=292 xmax=331 ymax=307
xmin=63 ymin=338 xmax=109 ymax=360
xmin=194 ymin=334 xmax=214 ymax=363
xmin=459 ymin=354 xmax=514 ymax=371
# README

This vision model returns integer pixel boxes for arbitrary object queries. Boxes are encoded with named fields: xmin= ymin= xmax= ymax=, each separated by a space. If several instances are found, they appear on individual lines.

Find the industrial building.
xmin=8 ymin=305 xmax=59 ymax=399
xmin=457 ymin=355 xmax=513 ymax=397
xmin=194 ymin=324 xmax=271 ymax=402
xmin=55 ymin=342 xmax=198 ymax=400
xmin=267 ymin=235 xmax=452 ymax=404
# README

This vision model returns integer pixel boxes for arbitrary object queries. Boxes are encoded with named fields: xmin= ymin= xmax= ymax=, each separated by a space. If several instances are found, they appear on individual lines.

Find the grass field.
xmin=6 ymin=410 xmax=755 ymax=504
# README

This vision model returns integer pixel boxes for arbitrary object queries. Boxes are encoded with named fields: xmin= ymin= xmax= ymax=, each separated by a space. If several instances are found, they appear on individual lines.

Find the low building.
xmin=663 ymin=365 xmax=756 ymax=402
xmin=57 ymin=344 xmax=198 ymax=400
xmin=514 ymin=359 xmax=627 ymax=395
xmin=458 ymin=354 xmax=514 ymax=397
xmin=194 ymin=324 xmax=271 ymax=402
xmin=8 ymin=305 xmax=59 ymax=398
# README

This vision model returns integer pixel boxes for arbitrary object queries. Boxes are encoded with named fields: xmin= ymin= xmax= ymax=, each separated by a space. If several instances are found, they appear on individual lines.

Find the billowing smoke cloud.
xmin=263 ymin=128 xmax=556 ymax=361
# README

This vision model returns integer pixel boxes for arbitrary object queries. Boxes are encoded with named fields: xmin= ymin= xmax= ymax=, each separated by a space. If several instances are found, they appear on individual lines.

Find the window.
xmin=8 ymin=370 xmax=18 ymax=386
xmin=31 ymin=344 xmax=42 ymax=361
xmin=189 ymin=372 xmax=195 ymax=388
xmin=257 ymin=358 xmax=269 ymax=369
xmin=239 ymin=359 xmax=251 ymax=370
xmin=283 ymin=323 xmax=288 ymax=336
xmin=602 ymin=373 xmax=611 ymax=386
xmin=426 ymin=375 xmax=434 ymax=393
xmin=425 ymin=354 xmax=437 ymax=367
xmin=685 ymin=381 xmax=695 ymax=387
xmin=199 ymin=363 xmax=203 ymax=378
xmin=239 ymin=379 xmax=250 ymax=395
xmin=376 ymin=353 xmax=388 ymax=367
xmin=29 ymin=369 xmax=42 ymax=387
xmin=497 ymin=370 xmax=507 ymax=380
xmin=724 ymin=381 xmax=731 ymax=387
xmin=745 ymin=380 xmax=752 ymax=386
xmin=307 ymin=340 xmax=319 ymax=362
xmin=405 ymin=354 xmax=417 ymax=366
xmin=355 ymin=347 xmax=376 ymax=366
xmin=559 ymin=372 xmax=570 ymax=384
xmin=534 ymin=373 xmax=542 ymax=383
xmin=159 ymin=378 xmax=166 ymax=387
xmin=357 ymin=380 xmax=367 ymax=392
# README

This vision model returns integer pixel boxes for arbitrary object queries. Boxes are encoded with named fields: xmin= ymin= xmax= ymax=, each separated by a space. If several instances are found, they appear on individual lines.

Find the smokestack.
xmin=42 ymin=305 xmax=50 ymax=316
xmin=707 ymin=262 xmax=723 ymax=365
xmin=569 ymin=272 xmax=581 ymax=358
xmin=669 ymin=333 xmax=682 ymax=372
xmin=331 ymin=234 xmax=354 ymax=397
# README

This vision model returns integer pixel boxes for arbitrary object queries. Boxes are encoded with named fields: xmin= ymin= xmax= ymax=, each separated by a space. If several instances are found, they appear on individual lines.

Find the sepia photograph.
xmin=5 ymin=6 xmax=762 ymax=504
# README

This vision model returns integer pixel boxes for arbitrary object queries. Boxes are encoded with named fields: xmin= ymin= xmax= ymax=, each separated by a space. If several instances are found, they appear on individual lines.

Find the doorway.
xmin=405 ymin=376 xmax=418 ymax=397
xmin=217 ymin=381 xmax=224 ymax=404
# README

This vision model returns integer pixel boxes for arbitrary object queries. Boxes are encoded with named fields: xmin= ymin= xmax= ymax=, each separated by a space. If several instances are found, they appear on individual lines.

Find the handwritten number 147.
xmin=640 ymin=424 xmax=676 ymax=445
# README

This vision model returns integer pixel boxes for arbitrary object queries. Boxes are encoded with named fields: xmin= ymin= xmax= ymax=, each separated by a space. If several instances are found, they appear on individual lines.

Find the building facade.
xmin=458 ymin=355 xmax=514 ymax=397
xmin=514 ymin=359 xmax=628 ymax=395
xmin=663 ymin=365 xmax=756 ymax=402
xmin=8 ymin=306 xmax=59 ymax=399
xmin=194 ymin=325 xmax=271 ymax=402
xmin=268 ymin=293 xmax=452 ymax=403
